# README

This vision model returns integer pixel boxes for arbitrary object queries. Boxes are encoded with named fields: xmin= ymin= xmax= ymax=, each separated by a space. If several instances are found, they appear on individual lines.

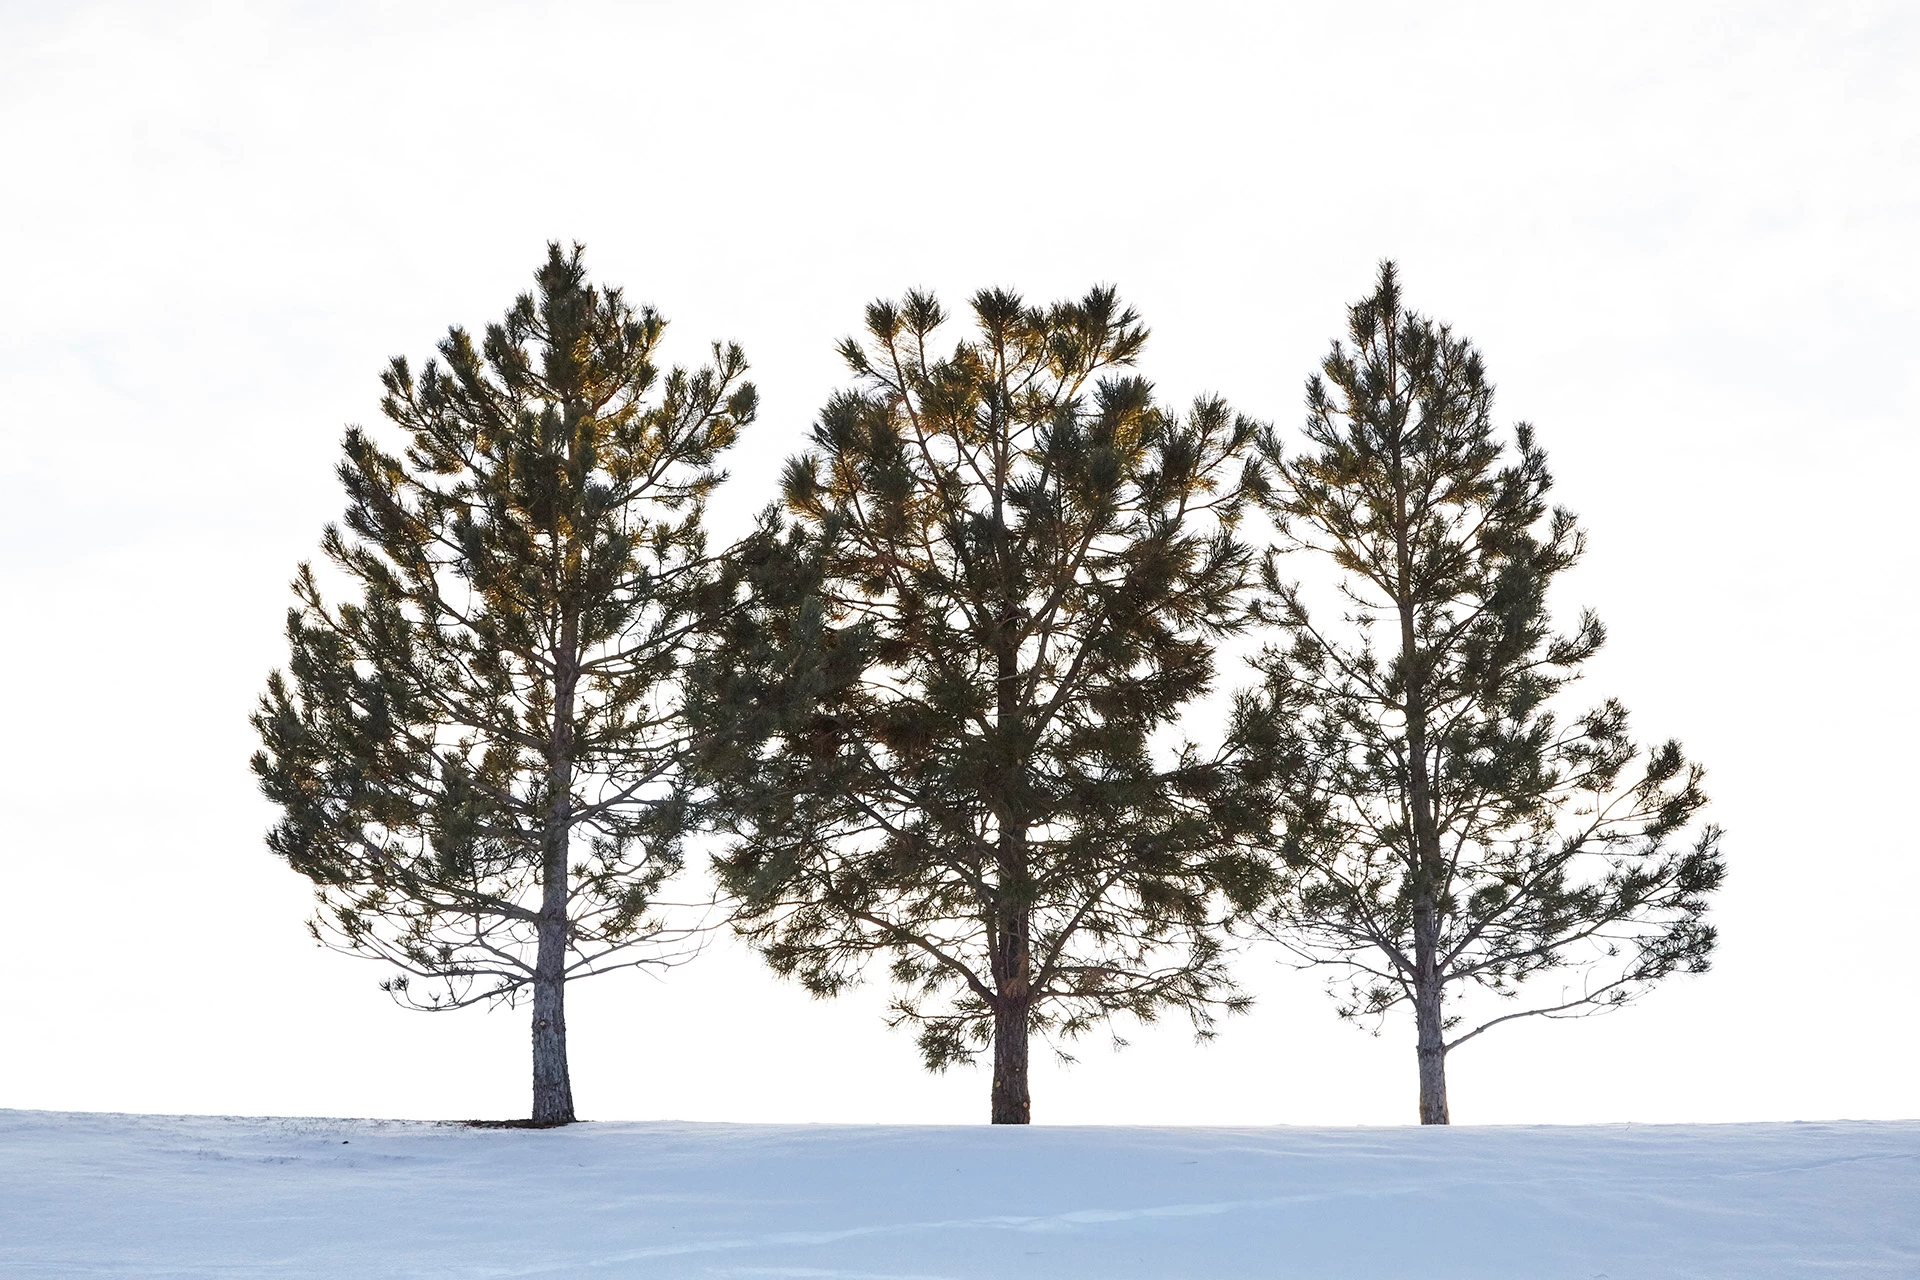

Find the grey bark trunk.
xmin=1412 ymin=905 xmax=1449 ymax=1125
xmin=1394 ymin=411 xmax=1448 ymax=1127
xmin=531 ymin=607 xmax=580 ymax=1127
xmin=530 ymin=915 xmax=574 ymax=1126
xmin=988 ymin=843 xmax=1033 ymax=1125
xmin=989 ymin=550 xmax=1033 ymax=1126
xmin=990 ymin=997 xmax=1032 ymax=1124
xmin=530 ymin=774 xmax=576 ymax=1124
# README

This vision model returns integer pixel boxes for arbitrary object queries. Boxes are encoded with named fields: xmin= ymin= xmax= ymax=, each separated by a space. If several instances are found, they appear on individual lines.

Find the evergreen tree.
xmin=1238 ymin=263 xmax=1725 ymax=1124
xmin=697 ymin=287 xmax=1267 ymax=1123
xmin=251 ymin=244 xmax=755 ymax=1125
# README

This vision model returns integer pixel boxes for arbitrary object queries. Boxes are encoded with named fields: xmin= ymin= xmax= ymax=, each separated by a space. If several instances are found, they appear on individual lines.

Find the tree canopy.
xmin=1237 ymin=263 xmax=1725 ymax=1123
xmin=698 ymin=286 xmax=1269 ymax=1121
xmin=252 ymin=243 xmax=756 ymax=1123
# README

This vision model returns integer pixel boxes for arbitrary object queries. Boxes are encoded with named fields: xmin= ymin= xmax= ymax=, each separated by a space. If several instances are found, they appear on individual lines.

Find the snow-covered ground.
xmin=3 ymin=1109 xmax=1915 ymax=1278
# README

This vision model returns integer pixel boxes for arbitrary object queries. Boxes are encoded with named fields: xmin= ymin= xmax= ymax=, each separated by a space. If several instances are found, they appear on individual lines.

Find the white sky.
xmin=2 ymin=0 xmax=1915 ymax=1127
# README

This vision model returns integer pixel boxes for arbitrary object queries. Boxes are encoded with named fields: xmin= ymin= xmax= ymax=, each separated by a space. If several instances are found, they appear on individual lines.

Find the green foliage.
xmin=252 ymin=243 xmax=756 ymax=1009
xmin=696 ymin=286 xmax=1270 ymax=1074
xmin=1238 ymin=262 xmax=1724 ymax=1052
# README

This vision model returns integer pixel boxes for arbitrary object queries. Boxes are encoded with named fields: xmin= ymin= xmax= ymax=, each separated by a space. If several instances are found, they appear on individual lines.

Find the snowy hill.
xmin=3 ymin=1109 xmax=1915 ymax=1278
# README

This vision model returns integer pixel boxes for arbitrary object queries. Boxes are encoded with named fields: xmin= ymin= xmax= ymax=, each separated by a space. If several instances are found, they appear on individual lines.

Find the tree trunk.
xmin=530 ymin=913 xmax=575 ymax=1126
xmin=988 ymin=579 xmax=1032 ymax=1126
xmin=532 ymin=608 xmax=580 ymax=1127
xmin=988 ymin=890 xmax=1033 ymax=1125
xmin=990 ymin=997 xmax=1031 ymax=1124
xmin=1396 ymin=453 xmax=1448 ymax=1126
xmin=1412 ymin=903 xmax=1449 ymax=1125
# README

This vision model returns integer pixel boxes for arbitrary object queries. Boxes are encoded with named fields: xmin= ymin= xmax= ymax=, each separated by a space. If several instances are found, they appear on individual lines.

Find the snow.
xmin=3 ymin=1109 xmax=1915 ymax=1278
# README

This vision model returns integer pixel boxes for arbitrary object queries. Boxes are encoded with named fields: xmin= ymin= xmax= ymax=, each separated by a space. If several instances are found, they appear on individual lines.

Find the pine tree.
xmin=696 ymin=287 xmax=1268 ymax=1123
xmin=251 ymin=244 xmax=755 ymax=1125
xmin=1237 ymin=263 xmax=1725 ymax=1124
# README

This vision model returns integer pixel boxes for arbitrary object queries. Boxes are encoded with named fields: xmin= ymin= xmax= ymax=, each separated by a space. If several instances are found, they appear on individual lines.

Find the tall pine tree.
xmin=1237 ymin=263 xmax=1725 ymax=1123
xmin=252 ymin=244 xmax=755 ymax=1125
xmin=697 ymin=287 xmax=1268 ymax=1123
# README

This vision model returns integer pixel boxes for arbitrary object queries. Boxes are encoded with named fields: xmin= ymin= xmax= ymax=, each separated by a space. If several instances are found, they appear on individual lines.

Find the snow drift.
xmin=3 ymin=1109 xmax=1914 ymax=1278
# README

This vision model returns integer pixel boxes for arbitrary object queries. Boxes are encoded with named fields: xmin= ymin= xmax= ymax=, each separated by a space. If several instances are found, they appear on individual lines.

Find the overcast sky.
xmin=2 ymin=0 xmax=1915 ymax=1127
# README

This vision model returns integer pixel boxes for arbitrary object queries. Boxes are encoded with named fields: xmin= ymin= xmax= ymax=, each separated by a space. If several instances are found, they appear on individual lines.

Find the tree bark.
xmin=530 ymin=916 xmax=575 ymax=1126
xmin=531 ymin=718 xmax=576 ymax=1125
xmin=988 ymin=873 xmax=1033 ymax=1124
xmin=990 ymin=996 xmax=1032 ymax=1124
xmin=531 ymin=606 xmax=580 ymax=1127
xmin=1412 ymin=907 xmax=1449 ymax=1125
xmin=988 ymin=545 xmax=1033 ymax=1126
xmin=1394 ymin=403 xmax=1449 ymax=1127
